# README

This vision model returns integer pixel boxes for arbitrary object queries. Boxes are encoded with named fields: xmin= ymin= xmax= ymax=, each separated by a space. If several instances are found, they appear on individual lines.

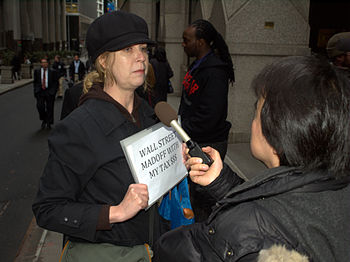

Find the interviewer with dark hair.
xmin=154 ymin=56 xmax=350 ymax=262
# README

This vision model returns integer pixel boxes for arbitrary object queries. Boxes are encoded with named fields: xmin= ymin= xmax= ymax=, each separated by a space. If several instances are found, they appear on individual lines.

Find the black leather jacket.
xmin=154 ymin=164 xmax=350 ymax=261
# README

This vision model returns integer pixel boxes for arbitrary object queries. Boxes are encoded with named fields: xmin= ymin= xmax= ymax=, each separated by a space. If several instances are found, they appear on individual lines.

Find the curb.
xmin=14 ymin=217 xmax=45 ymax=262
xmin=0 ymin=79 xmax=33 ymax=95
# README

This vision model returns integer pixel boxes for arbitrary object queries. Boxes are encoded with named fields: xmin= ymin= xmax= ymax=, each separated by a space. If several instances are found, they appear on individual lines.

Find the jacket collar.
xmin=189 ymin=52 xmax=228 ymax=74
xmin=83 ymin=98 xmax=155 ymax=136
xmin=208 ymin=166 xmax=350 ymax=223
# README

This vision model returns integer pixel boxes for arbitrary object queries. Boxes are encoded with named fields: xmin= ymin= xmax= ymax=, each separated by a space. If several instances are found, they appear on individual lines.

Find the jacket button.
xmin=208 ymin=228 xmax=215 ymax=235
xmin=227 ymin=250 xmax=233 ymax=256
xmin=64 ymin=217 xmax=68 ymax=222
xmin=73 ymin=219 xmax=78 ymax=224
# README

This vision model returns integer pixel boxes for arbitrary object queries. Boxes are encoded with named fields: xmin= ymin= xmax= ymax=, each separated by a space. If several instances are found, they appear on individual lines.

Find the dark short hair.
xmin=252 ymin=56 xmax=350 ymax=177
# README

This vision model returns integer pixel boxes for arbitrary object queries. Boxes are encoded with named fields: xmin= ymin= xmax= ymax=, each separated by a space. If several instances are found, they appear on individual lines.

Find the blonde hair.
xmin=145 ymin=62 xmax=156 ymax=92
xmin=83 ymin=51 xmax=116 ymax=94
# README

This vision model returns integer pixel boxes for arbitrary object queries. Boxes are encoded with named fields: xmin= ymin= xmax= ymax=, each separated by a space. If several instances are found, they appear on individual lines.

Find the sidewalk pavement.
xmin=7 ymin=83 xmax=266 ymax=261
xmin=0 ymin=78 xmax=34 ymax=95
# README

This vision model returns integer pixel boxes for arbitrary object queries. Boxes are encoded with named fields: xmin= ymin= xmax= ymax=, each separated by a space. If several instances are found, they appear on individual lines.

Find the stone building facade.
xmin=0 ymin=0 xmax=312 ymax=142
xmin=121 ymin=0 xmax=311 ymax=143
xmin=0 ymin=0 xmax=66 ymax=53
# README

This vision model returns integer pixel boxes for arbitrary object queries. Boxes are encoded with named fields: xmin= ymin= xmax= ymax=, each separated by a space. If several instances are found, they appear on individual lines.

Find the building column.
xmin=29 ymin=0 xmax=43 ymax=51
xmin=61 ymin=0 xmax=67 ymax=49
xmin=41 ymin=0 xmax=49 ymax=49
xmin=48 ymin=0 xmax=55 ymax=49
xmin=54 ymin=0 xmax=61 ymax=49
xmin=11 ymin=0 xmax=21 ymax=41
xmin=160 ymin=0 xmax=188 ymax=95
xmin=2 ymin=0 xmax=21 ymax=51
xmin=30 ymin=0 xmax=43 ymax=39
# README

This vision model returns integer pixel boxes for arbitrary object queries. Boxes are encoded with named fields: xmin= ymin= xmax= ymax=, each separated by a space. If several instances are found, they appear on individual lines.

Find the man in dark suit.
xmin=69 ymin=54 xmax=85 ymax=83
xmin=33 ymin=58 xmax=58 ymax=129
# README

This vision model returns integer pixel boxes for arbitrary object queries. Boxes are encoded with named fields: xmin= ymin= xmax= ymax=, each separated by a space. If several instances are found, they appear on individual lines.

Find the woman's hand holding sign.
xmin=109 ymin=184 xmax=149 ymax=223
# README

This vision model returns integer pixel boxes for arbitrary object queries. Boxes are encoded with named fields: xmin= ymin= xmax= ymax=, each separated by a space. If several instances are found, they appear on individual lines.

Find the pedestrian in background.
xmin=69 ymin=54 xmax=85 ymax=83
xmin=33 ymin=58 xmax=58 ymax=129
xmin=180 ymin=19 xmax=235 ymax=222
xmin=154 ymin=55 xmax=350 ymax=262
xmin=326 ymin=32 xmax=350 ymax=78
xmin=149 ymin=46 xmax=174 ymax=106
xmin=11 ymin=53 xmax=21 ymax=80
xmin=33 ymin=10 xmax=168 ymax=261
xmin=52 ymin=55 xmax=66 ymax=98
xmin=23 ymin=55 xmax=31 ymax=64
xmin=60 ymin=81 xmax=83 ymax=120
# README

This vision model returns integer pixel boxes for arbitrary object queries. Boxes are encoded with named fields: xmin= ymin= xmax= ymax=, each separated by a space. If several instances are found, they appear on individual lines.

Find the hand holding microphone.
xmin=154 ymin=102 xmax=214 ymax=166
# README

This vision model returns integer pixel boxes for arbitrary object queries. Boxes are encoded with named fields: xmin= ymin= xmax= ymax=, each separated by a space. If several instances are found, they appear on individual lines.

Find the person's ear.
xmin=98 ymin=55 xmax=106 ymax=70
xmin=198 ymin=38 xmax=206 ymax=47
xmin=272 ymin=148 xmax=278 ymax=156
xmin=271 ymin=148 xmax=281 ymax=167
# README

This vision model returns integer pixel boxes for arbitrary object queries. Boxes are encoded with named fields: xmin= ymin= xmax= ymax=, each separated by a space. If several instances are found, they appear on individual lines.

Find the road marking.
xmin=32 ymin=229 xmax=48 ymax=262
xmin=0 ymin=201 xmax=10 ymax=216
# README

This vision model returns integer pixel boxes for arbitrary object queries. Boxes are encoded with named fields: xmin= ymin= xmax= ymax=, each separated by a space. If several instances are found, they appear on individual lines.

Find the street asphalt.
xmin=1 ymin=78 xmax=266 ymax=262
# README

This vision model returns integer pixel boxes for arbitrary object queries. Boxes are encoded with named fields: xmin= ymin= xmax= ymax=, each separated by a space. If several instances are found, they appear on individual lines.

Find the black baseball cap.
xmin=86 ymin=10 xmax=155 ymax=63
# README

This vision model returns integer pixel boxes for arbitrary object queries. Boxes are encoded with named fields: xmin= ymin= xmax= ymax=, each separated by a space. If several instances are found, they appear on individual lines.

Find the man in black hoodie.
xmin=179 ymin=19 xmax=235 ymax=222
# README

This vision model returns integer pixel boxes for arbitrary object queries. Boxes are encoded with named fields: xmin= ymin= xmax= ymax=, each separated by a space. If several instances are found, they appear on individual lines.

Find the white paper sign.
xmin=120 ymin=122 xmax=187 ymax=207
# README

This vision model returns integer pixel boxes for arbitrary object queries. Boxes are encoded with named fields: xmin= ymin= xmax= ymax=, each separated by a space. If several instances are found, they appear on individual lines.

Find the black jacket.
xmin=149 ymin=58 xmax=173 ymax=105
xmin=33 ymin=68 xmax=58 ymax=96
xmin=60 ymin=82 xmax=84 ymax=120
xmin=52 ymin=61 xmax=66 ymax=78
xmin=33 ymin=97 xmax=166 ymax=247
xmin=69 ymin=60 xmax=86 ymax=81
xmin=178 ymin=53 xmax=231 ymax=143
xmin=154 ymin=165 xmax=350 ymax=261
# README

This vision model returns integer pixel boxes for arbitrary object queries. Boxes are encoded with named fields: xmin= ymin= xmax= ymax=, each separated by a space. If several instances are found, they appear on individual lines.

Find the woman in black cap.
xmin=32 ymin=11 xmax=167 ymax=261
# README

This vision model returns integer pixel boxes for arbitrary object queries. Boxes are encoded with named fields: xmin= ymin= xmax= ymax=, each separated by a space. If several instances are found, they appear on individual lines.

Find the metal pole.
xmin=67 ymin=15 xmax=70 ymax=50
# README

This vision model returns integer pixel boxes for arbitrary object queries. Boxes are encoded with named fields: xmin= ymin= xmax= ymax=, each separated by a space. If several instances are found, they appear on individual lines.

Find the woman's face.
xmin=250 ymin=98 xmax=280 ymax=168
xmin=112 ymin=43 xmax=148 ymax=90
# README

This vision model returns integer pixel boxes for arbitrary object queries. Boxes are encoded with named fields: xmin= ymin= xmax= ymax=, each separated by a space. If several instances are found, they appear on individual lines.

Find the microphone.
xmin=154 ymin=101 xmax=213 ymax=166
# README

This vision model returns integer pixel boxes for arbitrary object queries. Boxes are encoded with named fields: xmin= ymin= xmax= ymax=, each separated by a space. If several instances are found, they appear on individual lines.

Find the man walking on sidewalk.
xmin=69 ymin=54 xmax=85 ymax=84
xmin=33 ymin=58 xmax=58 ymax=129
